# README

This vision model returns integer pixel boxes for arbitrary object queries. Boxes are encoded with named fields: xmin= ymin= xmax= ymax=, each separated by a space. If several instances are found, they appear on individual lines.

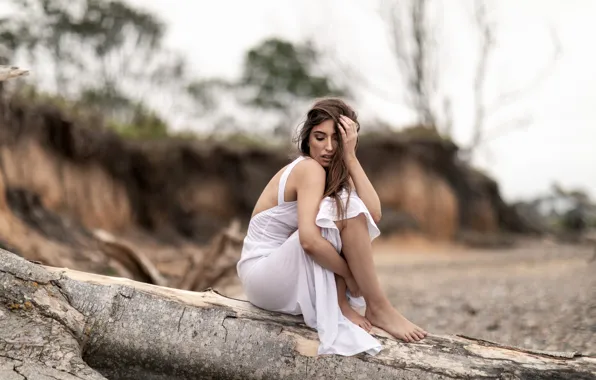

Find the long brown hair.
xmin=294 ymin=98 xmax=360 ymax=220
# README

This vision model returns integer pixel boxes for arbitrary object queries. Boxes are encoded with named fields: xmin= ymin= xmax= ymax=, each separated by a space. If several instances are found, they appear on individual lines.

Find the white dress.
xmin=236 ymin=155 xmax=382 ymax=356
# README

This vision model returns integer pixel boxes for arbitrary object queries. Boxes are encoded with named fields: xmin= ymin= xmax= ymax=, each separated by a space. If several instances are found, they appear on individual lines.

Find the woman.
xmin=236 ymin=98 xmax=427 ymax=356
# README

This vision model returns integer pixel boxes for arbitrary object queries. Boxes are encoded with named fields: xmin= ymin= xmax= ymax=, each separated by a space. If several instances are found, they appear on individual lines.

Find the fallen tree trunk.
xmin=0 ymin=249 xmax=594 ymax=380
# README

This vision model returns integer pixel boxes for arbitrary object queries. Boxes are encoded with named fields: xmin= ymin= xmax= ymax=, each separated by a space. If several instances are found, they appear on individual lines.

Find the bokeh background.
xmin=0 ymin=0 xmax=594 ymax=355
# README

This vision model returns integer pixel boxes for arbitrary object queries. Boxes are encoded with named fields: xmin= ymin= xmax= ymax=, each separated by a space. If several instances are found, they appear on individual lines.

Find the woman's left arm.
xmin=338 ymin=115 xmax=382 ymax=223
xmin=347 ymin=156 xmax=382 ymax=223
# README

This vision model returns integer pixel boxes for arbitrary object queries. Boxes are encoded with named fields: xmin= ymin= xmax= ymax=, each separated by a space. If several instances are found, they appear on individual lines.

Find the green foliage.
xmin=187 ymin=38 xmax=347 ymax=120
xmin=241 ymin=38 xmax=346 ymax=110
xmin=186 ymin=78 xmax=235 ymax=114
xmin=0 ymin=0 xmax=189 ymax=137
xmin=15 ymin=85 xmax=105 ymax=128
xmin=207 ymin=131 xmax=286 ymax=149
xmin=240 ymin=38 xmax=346 ymax=111
xmin=107 ymin=106 xmax=169 ymax=140
xmin=0 ymin=0 xmax=170 ymax=86
xmin=15 ymin=85 xmax=169 ymax=140
xmin=517 ymin=182 xmax=596 ymax=234
xmin=78 ymin=85 xmax=147 ymax=127
xmin=170 ymin=130 xmax=200 ymax=140
xmin=183 ymin=37 xmax=348 ymax=137
xmin=0 ymin=3 xmax=349 ymax=139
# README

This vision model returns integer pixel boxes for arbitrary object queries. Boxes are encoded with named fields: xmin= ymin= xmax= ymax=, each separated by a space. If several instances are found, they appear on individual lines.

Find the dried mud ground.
xmin=371 ymin=238 xmax=595 ymax=355
xmin=225 ymin=238 xmax=596 ymax=354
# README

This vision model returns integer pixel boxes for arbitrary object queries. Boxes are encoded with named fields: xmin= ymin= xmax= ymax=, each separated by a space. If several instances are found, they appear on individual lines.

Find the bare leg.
xmin=335 ymin=274 xmax=372 ymax=331
xmin=336 ymin=214 xmax=428 ymax=342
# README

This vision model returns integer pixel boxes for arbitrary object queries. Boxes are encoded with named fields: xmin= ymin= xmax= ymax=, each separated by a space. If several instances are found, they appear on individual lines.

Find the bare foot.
xmin=365 ymin=304 xmax=428 ymax=343
xmin=339 ymin=302 xmax=372 ymax=332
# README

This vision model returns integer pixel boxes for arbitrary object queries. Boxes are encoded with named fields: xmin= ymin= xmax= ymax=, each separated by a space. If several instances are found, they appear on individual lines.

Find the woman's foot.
xmin=365 ymin=303 xmax=427 ymax=342
xmin=339 ymin=301 xmax=372 ymax=332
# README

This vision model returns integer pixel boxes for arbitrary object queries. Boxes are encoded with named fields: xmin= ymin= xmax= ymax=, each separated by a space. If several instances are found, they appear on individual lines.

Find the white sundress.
xmin=236 ymin=155 xmax=382 ymax=356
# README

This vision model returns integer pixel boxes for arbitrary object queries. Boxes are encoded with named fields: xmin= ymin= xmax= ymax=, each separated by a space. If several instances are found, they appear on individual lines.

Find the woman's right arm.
xmin=295 ymin=160 xmax=352 ymax=279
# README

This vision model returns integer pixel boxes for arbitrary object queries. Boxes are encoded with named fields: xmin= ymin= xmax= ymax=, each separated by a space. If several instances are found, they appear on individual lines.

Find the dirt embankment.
xmin=0 ymin=97 xmax=536 ymax=286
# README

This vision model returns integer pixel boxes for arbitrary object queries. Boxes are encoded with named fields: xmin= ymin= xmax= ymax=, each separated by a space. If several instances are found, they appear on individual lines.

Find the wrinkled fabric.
xmin=237 ymin=156 xmax=382 ymax=356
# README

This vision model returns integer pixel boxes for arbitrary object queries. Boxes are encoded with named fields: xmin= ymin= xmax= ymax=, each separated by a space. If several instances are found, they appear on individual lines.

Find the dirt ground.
xmin=224 ymin=236 xmax=595 ymax=354
xmin=371 ymin=236 xmax=595 ymax=354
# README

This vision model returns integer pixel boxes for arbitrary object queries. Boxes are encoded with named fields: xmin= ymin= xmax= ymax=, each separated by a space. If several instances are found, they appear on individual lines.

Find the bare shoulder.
xmin=293 ymin=157 xmax=326 ymax=183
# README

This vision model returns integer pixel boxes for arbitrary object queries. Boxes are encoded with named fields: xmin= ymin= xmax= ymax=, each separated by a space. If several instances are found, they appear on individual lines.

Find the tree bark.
xmin=0 ymin=249 xmax=594 ymax=380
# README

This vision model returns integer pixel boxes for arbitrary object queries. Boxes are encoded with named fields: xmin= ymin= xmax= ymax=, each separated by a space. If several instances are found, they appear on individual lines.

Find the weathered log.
xmin=93 ymin=229 xmax=168 ymax=287
xmin=178 ymin=219 xmax=244 ymax=291
xmin=0 ymin=249 xmax=594 ymax=380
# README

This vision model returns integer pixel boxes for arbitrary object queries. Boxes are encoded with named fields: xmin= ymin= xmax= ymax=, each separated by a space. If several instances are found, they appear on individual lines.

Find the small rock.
xmin=462 ymin=303 xmax=478 ymax=316
xmin=486 ymin=321 xmax=500 ymax=331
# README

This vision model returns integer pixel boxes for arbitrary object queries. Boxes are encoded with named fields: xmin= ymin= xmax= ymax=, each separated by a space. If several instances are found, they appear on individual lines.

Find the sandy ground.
xmin=371 ymin=237 xmax=595 ymax=354
xmin=224 ymin=237 xmax=595 ymax=354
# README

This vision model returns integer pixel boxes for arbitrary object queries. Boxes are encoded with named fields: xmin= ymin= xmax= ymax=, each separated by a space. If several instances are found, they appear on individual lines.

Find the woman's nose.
xmin=325 ymin=139 xmax=333 ymax=151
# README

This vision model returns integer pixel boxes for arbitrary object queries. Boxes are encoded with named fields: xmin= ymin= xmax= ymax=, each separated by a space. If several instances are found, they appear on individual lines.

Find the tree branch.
xmin=486 ymin=24 xmax=562 ymax=117
xmin=467 ymin=4 xmax=560 ymax=159
xmin=0 ymin=65 xmax=29 ymax=81
xmin=469 ymin=1 xmax=495 ymax=151
xmin=480 ymin=114 xmax=533 ymax=144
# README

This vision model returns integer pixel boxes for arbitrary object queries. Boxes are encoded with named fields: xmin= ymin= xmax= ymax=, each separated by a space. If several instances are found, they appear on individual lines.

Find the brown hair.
xmin=294 ymin=97 xmax=360 ymax=220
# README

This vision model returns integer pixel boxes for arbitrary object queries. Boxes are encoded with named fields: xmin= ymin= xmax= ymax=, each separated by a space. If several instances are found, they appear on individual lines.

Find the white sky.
xmin=9 ymin=0 xmax=596 ymax=202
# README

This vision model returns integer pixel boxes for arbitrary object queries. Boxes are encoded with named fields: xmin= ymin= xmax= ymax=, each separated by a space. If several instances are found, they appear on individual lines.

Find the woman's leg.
xmin=337 ymin=214 xmax=428 ymax=342
xmin=335 ymin=274 xmax=372 ymax=331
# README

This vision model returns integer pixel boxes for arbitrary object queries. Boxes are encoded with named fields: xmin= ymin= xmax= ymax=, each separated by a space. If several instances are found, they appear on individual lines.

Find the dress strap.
xmin=278 ymin=156 xmax=305 ymax=205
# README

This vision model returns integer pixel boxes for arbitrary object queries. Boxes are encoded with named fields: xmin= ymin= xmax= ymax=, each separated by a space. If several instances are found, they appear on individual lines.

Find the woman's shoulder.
xmin=293 ymin=156 xmax=326 ymax=179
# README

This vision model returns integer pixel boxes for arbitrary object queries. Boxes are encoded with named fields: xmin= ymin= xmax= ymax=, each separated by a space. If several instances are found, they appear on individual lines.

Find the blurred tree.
xmin=386 ymin=0 xmax=437 ymax=129
xmin=240 ymin=38 xmax=346 ymax=111
xmin=108 ymin=103 xmax=169 ymax=139
xmin=0 ymin=0 xmax=189 ymax=136
xmin=378 ymin=0 xmax=561 ymax=160
xmin=514 ymin=182 xmax=596 ymax=235
xmin=188 ymin=38 xmax=346 ymax=138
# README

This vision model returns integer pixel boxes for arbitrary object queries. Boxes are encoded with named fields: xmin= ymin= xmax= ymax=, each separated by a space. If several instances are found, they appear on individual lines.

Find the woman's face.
xmin=308 ymin=119 xmax=338 ymax=168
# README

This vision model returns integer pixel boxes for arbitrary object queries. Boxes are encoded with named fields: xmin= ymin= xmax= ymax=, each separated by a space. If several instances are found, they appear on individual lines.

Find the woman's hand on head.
xmin=338 ymin=115 xmax=358 ymax=163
